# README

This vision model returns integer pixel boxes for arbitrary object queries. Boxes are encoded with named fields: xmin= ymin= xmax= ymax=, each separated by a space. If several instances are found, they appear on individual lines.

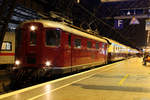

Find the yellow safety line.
xmin=0 ymin=59 xmax=126 ymax=99
xmin=119 ymin=74 xmax=129 ymax=86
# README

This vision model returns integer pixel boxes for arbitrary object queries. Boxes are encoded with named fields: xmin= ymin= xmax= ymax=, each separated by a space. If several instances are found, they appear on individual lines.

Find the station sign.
xmin=129 ymin=17 xmax=140 ymax=25
xmin=114 ymin=20 xmax=123 ymax=29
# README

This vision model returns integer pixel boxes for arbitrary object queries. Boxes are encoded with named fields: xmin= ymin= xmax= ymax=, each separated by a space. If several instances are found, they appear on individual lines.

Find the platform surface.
xmin=1 ymin=57 xmax=150 ymax=100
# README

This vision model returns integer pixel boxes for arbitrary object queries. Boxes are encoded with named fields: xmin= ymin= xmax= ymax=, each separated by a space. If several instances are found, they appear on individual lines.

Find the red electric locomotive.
xmin=14 ymin=20 xmax=108 ymax=79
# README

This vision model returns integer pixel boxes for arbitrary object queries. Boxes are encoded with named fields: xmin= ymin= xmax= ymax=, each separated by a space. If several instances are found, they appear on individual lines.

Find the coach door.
xmin=63 ymin=32 xmax=72 ymax=70
xmin=68 ymin=33 xmax=72 ymax=69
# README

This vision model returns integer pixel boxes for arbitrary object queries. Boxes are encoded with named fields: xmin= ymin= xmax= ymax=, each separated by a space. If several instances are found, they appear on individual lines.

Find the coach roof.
xmin=23 ymin=20 xmax=107 ymax=43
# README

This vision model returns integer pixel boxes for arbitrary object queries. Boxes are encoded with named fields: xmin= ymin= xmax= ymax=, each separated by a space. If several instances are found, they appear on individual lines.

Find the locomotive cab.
xmin=15 ymin=22 xmax=61 ymax=69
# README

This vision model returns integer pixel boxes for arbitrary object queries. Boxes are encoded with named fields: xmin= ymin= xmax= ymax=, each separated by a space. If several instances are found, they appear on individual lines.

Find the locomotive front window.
xmin=46 ymin=29 xmax=60 ymax=46
xmin=30 ymin=31 xmax=36 ymax=45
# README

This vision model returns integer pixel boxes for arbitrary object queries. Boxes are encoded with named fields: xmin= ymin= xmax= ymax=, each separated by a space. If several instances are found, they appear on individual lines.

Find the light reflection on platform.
xmin=1 ymin=58 xmax=150 ymax=100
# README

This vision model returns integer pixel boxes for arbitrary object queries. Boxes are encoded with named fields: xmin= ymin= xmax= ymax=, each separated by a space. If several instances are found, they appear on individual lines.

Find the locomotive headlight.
xmin=30 ymin=25 xmax=36 ymax=31
xmin=45 ymin=61 xmax=51 ymax=66
xmin=15 ymin=60 xmax=20 ymax=65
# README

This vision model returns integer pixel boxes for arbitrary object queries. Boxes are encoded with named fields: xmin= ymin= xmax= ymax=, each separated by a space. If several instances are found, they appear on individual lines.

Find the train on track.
xmin=0 ymin=32 xmax=15 ymax=69
xmin=0 ymin=20 xmax=138 ymax=84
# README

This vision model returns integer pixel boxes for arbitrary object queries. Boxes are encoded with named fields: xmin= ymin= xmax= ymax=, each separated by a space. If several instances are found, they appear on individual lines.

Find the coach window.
xmin=46 ymin=29 xmax=60 ymax=46
xmin=87 ymin=41 xmax=92 ymax=48
xmin=1 ymin=42 xmax=12 ymax=51
xmin=95 ymin=43 xmax=99 ymax=49
xmin=102 ymin=43 xmax=105 ymax=48
xmin=74 ymin=38 xmax=81 ymax=48
xmin=68 ymin=34 xmax=71 ymax=46
xmin=114 ymin=46 xmax=116 ymax=52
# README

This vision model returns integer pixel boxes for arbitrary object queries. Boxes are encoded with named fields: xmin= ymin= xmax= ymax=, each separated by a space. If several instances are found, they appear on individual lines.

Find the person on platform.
xmin=143 ymin=53 xmax=149 ymax=66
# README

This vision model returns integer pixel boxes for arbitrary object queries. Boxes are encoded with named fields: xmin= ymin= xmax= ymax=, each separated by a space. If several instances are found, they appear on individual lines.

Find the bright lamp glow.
xmin=15 ymin=60 xmax=20 ymax=65
xmin=77 ymin=0 xmax=80 ymax=3
xmin=45 ymin=61 xmax=51 ymax=66
xmin=30 ymin=25 xmax=36 ymax=31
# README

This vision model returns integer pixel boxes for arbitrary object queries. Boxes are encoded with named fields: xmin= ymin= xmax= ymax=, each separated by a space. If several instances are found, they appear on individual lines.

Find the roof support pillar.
xmin=0 ymin=0 xmax=17 ymax=50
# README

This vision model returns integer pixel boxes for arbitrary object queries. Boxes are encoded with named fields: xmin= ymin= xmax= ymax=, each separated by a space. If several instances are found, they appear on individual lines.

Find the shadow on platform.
xmin=72 ymin=83 xmax=150 ymax=93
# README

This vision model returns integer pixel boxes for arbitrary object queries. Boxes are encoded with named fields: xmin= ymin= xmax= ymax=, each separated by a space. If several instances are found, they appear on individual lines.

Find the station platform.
xmin=1 ymin=57 xmax=150 ymax=100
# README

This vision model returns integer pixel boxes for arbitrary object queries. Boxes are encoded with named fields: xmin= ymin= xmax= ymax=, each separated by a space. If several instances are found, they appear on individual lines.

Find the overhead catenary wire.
xmin=76 ymin=3 xmax=137 ymax=48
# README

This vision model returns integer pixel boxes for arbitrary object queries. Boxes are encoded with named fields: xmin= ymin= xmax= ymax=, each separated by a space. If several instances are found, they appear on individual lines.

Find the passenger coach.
xmin=0 ymin=32 xmax=15 ymax=69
